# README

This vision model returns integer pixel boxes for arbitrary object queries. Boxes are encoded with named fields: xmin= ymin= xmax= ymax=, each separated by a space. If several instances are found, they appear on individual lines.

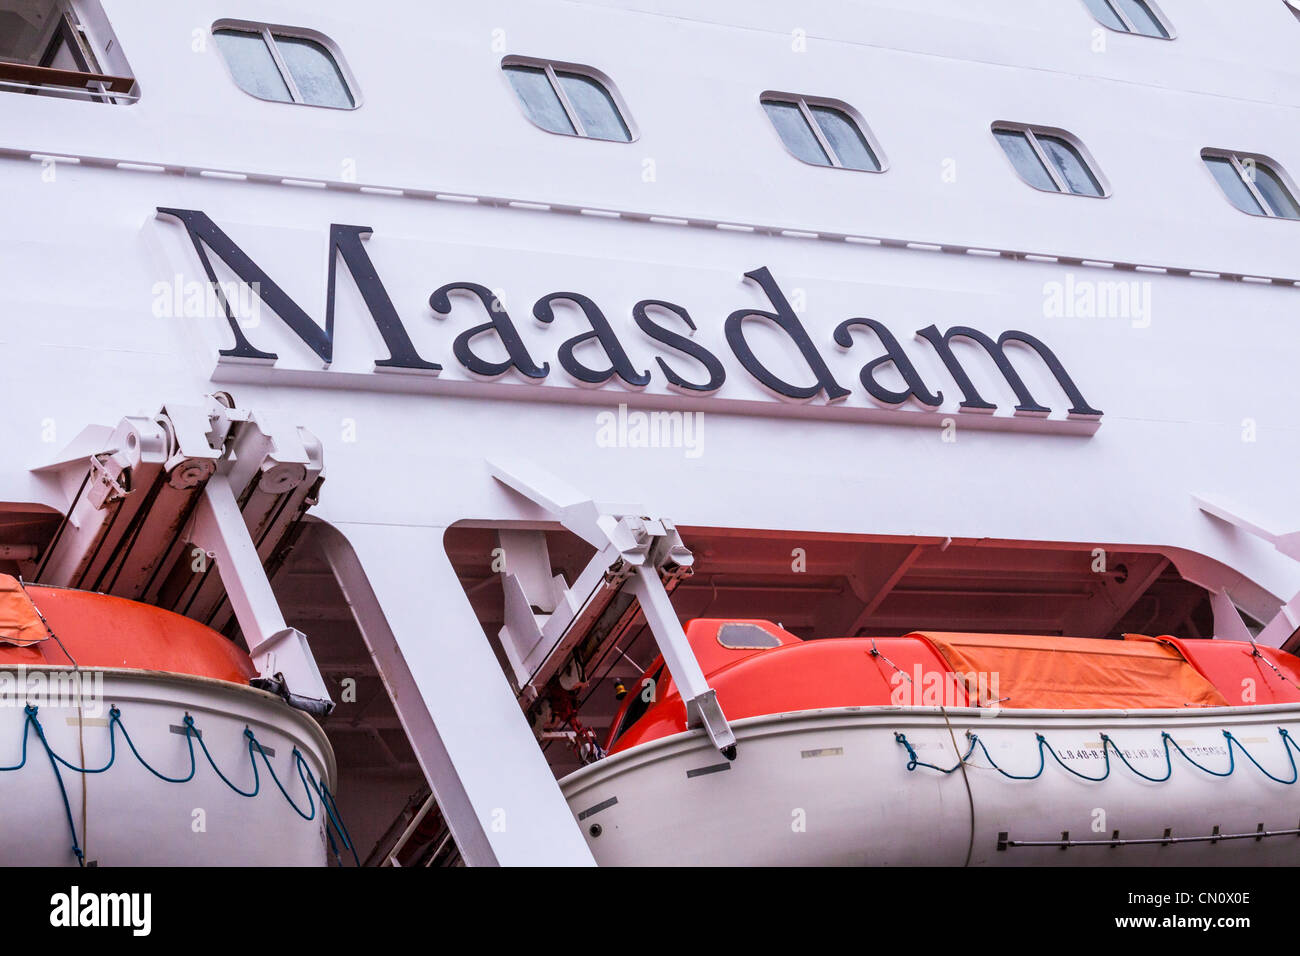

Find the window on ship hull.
xmin=992 ymin=123 xmax=1109 ymax=198
xmin=1079 ymin=0 xmax=1174 ymax=39
xmin=760 ymin=92 xmax=886 ymax=172
xmin=212 ymin=21 xmax=358 ymax=110
xmin=502 ymin=57 xmax=635 ymax=143
xmin=1202 ymin=149 xmax=1300 ymax=220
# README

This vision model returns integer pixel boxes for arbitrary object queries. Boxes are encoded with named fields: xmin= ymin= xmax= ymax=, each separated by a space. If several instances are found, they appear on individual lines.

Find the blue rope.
xmin=192 ymin=726 xmax=260 ymax=797
xmin=0 ymin=705 xmax=36 ymax=773
xmin=25 ymin=706 xmax=85 ymax=866
xmin=0 ymin=704 xmax=358 ymax=865
xmin=256 ymin=736 xmax=317 ymax=820
xmin=114 ymin=709 xmax=197 ymax=783
xmin=295 ymin=749 xmax=360 ymax=866
xmin=895 ymin=726 xmax=1300 ymax=784
xmin=894 ymin=730 xmax=977 ymax=773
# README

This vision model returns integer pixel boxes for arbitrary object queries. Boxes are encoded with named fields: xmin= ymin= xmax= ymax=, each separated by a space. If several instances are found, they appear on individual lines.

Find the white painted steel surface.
xmin=562 ymin=704 xmax=1300 ymax=865
xmin=0 ymin=668 xmax=335 ymax=865
xmin=4 ymin=0 xmax=1300 ymax=864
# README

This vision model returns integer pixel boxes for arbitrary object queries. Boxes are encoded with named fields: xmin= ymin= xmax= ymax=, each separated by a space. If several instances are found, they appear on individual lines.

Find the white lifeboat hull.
xmin=0 ymin=668 xmax=336 ymax=866
xmin=561 ymin=704 xmax=1300 ymax=865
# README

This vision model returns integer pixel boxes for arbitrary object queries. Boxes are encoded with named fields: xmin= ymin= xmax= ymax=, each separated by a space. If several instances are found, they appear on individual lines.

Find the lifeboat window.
xmin=1078 ymin=0 xmax=1173 ymax=38
xmin=993 ymin=125 xmax=1108 ymax=198
xmin=760 ymin=93 xmax=884 ymax=172
xmin=611 ymin=665 xmax=664 ymax=743
xmin=213 ymin=23 xmax=357 ymax=109
xmin=0 ymin=0 xmax=137 ymax=103
xmin=502 ymin=58 xmax=633 ymax=143
xmin=717 ymin=623 xmax=783 ymax=650
xmin=1201 ymin=150 xmax=1300 ymax=220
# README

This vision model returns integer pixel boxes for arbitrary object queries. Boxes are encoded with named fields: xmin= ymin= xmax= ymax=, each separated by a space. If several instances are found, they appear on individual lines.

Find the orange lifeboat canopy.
xmin=0 ymin=574 xmax=256 ymax=684
xmin=604 ymin=619 xmax=1300 ymax=754
xmin=607 ymin=619 xmax=958 ymax=753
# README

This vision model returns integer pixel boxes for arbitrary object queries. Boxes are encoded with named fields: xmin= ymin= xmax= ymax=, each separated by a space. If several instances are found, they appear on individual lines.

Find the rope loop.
xmin=898 ymin=725 xmax=1300 ymax=786
xmin=0 ymin=704 xmax=359 ymax=866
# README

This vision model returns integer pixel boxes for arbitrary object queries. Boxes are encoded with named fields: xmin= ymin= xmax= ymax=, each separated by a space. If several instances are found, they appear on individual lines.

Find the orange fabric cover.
xmin=1145 ymin=634 xmax=1300 ymax=705
xmin=911 ymin=631 xmax=1229 ymax=710
xmin=0 ymin=575 xmax=47 ymax=646
xmin=0 ymin=573 xmax=257 ymax=684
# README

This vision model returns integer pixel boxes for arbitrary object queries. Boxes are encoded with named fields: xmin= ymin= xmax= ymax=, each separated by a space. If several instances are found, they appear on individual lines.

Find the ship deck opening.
xmin=442 ymin=524 xmax=1222 ymax=783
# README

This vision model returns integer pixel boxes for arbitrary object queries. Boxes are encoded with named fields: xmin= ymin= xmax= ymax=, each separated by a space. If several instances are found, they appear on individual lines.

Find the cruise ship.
xmin=1 ymin=0 xmax=1299 ymax=867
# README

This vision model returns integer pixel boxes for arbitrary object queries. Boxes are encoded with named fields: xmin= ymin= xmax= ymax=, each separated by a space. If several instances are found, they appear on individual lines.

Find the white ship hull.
xmin=562 ymin=704 xmax=1300 ymax=866
xmin=0 ymin=669 xmax=336 ymax=866
xmin=2 ymin=0 xmax=1300 ymax=868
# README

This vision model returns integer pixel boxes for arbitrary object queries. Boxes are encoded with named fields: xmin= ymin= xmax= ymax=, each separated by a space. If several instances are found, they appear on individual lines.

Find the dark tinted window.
xmin=717 ymin=623 xmax=783 ymax=649
xmin=611 ymin=664 xmax=664 ymax=743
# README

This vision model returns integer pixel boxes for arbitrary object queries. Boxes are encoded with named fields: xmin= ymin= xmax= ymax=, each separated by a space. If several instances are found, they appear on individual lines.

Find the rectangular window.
xmin=213 ymin=23 xmax=356 ymax=109
xmin=1079 ymin=0 xmax=1173 ymax=38
xmin=502 ymin=59 xmax=632 ymax=142
xmin=0 ymin=0 xmax=136 ymax=103
xmin=760 ymin=94 xmax=883 ymax=172
xmin=993 ymin=124 xmax=1106 ymax=197
xmin=1202 ymin=150 xmax=1300 ymax=220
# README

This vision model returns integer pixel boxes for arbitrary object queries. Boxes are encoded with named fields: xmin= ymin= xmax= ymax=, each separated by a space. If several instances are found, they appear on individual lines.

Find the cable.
xmin=936 ymin=707 xmax=976 ymax=867
xmin=0 ymin=704 xmax=359 ymax=866
xmin=896 ymin=726 xmax=1300 ymax=784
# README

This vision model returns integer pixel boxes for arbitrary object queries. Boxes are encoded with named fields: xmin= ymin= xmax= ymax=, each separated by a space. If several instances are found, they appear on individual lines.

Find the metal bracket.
xmin=1194 ymin=494 xmax=1300 ymax=648
xmin=489 ymin=458 xmax=735 ymax=758
xmin=86 ymin=451 xmax=132 ymax=508
xmin=33 ymin=395 xmax=333 ymax=715
xmin=191 ymin=473 xmax=333 ymax=715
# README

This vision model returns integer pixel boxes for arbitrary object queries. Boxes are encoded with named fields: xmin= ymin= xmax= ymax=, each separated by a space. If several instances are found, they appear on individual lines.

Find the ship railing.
xmin=0 ymin=61 xmax=137 ymax=103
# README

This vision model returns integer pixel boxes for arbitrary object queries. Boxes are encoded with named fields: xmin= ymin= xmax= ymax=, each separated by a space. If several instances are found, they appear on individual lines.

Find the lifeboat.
xmin=561 ymin=619 xmax=1300 ymax=865
xmin=0 ymin=574 xmax=339 ymax=866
